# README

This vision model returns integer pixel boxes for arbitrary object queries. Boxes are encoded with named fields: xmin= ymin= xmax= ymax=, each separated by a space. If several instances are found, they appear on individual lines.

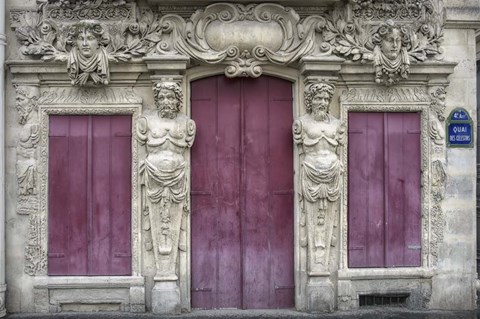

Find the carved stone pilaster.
xmin=294 ymin=82 xmax=343 ymax=312
xmin=14 ymin=86 xmax=40 ymax=217
xmin=428 ymin=86 xmax=447 ymax=266
xmin=137 ymin=80 xmax=195 ymax=314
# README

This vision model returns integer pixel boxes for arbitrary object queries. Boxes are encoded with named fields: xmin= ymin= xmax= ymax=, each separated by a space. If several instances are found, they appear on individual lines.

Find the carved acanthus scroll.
xmin=137 ymin=82 xmax=195 ymax=279
xmin=294 ymin=83 xmax=344 ymax=272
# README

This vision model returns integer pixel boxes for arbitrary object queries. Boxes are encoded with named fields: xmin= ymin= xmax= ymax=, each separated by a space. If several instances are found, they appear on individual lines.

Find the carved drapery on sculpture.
xmin=12 ymin=1 xmax=444 ymax=83
xmin=293 ymin=83 xmax=344 ymax=273
xmin=137 ymin=82 xmax=196 ymax=280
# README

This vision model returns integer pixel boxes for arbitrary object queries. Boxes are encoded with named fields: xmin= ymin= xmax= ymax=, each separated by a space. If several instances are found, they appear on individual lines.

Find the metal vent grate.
xmin=359 ymin=294 xmax=408 ymax=307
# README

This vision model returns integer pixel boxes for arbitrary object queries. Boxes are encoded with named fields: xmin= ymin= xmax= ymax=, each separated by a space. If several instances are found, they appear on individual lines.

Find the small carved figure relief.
xmin=372 ymin=20 xmax=410 ymax=85
xmin=14 ymin=86 xmax=41 ymax=215
xmin=137 ymin=82 xmax=196 ymax=279
xmin=429 ymin=87 xmax=447 ymax=145
xmin=293 ymin=83 xmax=344 ymax=272
xmin=66 ymin=21 xmax=110 ymax=86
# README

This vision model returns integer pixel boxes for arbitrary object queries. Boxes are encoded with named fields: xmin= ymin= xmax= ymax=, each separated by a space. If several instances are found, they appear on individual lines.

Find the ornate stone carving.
xmin=339 ymin=96 xmax=432 ymax=269
xmin=137 ymin=81 xmax=195 ymax=279
xmin=25 ymin=214 xmax=47 ymax=275
xmin=38 ymin=87 xmax=142 ymax=104
xmin=351 ymin=0 xmax=429 ymax=21
xmin=28 ymin=103 xmax=141 ymax=277
xmin=341 ymin=87 xmax=430 ymax=103
xmin=14 ymin=86 xmax=41 ymax=215
xmin=66 ymin=21 xmax=111 ymax=85
xmin=155 ymin=3 xmax=330 ymax=77
xmin=372 ymin=20 xmax=410 ymax=85
xmin=12 ymin=1 xmax=445 ymax=82
xmin=428 ymin=87 xmax=447 ymax=145
xmin=293 ymin=83 xmax=344 ymax=272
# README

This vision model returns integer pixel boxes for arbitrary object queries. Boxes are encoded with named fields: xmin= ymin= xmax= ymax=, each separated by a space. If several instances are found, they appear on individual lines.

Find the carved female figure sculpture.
xmin=293 ymin=83 xmax=344 ymax=272
xmin=373 ymin=20 xmax=410 ymax=85
xmin=137 ymin=82 xmax=196 ymax=279
xmin=66 ymin=21 xmax=110 ymax=86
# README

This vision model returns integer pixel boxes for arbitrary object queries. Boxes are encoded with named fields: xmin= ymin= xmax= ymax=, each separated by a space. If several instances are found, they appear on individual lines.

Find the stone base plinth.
xmin=306 ymin=277 xmax=334 ymax=313
xmin=151 ymin=281 xmax=180 ymax=314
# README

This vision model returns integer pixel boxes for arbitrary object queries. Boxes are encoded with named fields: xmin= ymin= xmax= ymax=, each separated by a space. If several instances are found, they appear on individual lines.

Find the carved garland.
xmin=23 ymin=88 xmax=142 ymax=276
xmin=339 ymin=87 xmax=439 ymax=269
xmin=11 ymin=0 xmax=444 ymax=84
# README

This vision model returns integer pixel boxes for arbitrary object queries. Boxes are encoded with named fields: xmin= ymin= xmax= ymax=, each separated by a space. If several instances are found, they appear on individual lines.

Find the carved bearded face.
xmin=76 ymin=29 xmax=100 ymax=58
xmin=157 ymin=88 xmax=179 ymax=119
xmin=311 ymin=91 xmax=330 ymax=121
xmin=380 ymin=28 xmax=402 ymax=60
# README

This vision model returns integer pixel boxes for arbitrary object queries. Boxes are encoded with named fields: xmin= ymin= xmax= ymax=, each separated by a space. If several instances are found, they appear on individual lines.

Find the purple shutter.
xmin=48 ymin=115 xmax=131 ymax=276
xmin=348 ymin=112 xmax=421 ymax=268
xmin=348 ymin=113 xmax=385 ymax=267
xmin=385 ymin=113 xmax=421 ymax=267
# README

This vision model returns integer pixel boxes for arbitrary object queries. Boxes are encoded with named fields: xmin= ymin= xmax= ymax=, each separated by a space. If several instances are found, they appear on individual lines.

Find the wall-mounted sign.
xmin=446 ymin=108 xmax=474 ymax=148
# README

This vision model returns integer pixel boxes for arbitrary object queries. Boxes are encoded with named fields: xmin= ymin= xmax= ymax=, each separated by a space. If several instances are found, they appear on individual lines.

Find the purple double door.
xmin=348 ymin=112 xmax=421 ymax=268
xmin=191 ymin=75 xmax=294 ymax=309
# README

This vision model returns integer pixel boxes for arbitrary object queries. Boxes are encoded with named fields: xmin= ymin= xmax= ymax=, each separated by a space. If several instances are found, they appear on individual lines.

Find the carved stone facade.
xmin=3 ymin=0 xmax=479 ymax=316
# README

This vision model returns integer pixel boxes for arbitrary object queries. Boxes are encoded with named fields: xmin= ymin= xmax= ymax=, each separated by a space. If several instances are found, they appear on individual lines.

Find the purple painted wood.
xmin=191 ymin=76 xmax=242 ymax=309
xmin=49 ymin=116 xmax=89 ymax=275
xmin=348 ymin=112 xmax=421 ymax=268
xmin=385 ymin=113 xmax=421 ymax=267
xmin=48 ymin=115 xmax=131 ymax=276
xmin=191 ymin=75 xmax=293 ymax=309
xmin=348 ymin=113 xmax=385 ymax=268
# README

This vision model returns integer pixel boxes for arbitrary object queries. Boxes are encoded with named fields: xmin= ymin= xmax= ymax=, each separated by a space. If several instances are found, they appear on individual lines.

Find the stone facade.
xmin=1 ymin=0 xmax=479 ymax=315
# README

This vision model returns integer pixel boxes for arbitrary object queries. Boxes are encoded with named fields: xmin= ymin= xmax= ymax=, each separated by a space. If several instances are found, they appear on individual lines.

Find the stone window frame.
xmin=37 ymin=104 xmax=142 ymax=277
xmin=339 ymin=101 xmax=432 ymax=272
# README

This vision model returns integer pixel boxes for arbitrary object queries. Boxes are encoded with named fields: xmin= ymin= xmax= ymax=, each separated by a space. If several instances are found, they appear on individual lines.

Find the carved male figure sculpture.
xmin=293 ymin=83 xmax=344 ymax=271
xmin=66 ymin=21 xmax=110 ymax=86
xmin=373 ymin=20 xmax=410 ymax=85
xmin=137 ymin=82 xmax=196 ymax=279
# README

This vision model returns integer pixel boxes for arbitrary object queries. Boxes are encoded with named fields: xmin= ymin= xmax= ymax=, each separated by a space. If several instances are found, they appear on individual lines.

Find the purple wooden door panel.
xmin=385 ymin=113 xmax=421 ymax=267
xmin=348 ymin=112 xmax=421 ymax=268
xmin=191 ymin=76 xmax=242 ymax=309
xmin=49 ymin=116 xmax=89 ymax=275
xmin=48 ymin=115 xmax=131 ymax=276
xmin=348 ymin=113 xmax=385 ymax=268
xmin=266 ymin=77 xmax=295 ymax=308
xmin=91 ymin=116 xmax=132 ymax=275
xmin=192 ymin=75 xmax=293 ymax=309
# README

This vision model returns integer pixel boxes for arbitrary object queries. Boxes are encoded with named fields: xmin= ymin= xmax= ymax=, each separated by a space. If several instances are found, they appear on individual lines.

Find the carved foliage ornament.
xmin=12 ymin=1 xmax=444 ymax=83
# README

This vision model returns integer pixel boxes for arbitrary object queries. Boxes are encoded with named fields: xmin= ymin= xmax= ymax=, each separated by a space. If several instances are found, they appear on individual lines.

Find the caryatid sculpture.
xmin=137 ymin=82 xmax=196 ymax=279
xmin=293 ymin=82 xmax=344 ymax=272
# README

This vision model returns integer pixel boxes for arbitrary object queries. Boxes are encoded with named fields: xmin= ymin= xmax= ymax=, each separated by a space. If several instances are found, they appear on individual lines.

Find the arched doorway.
xmin=190 ymin=75 xmax=294 ymax=309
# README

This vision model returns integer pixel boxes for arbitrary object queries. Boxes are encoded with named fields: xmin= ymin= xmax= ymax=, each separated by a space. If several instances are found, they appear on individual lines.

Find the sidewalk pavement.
xmin=3 ymin=308 xmax=479 ymax=319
